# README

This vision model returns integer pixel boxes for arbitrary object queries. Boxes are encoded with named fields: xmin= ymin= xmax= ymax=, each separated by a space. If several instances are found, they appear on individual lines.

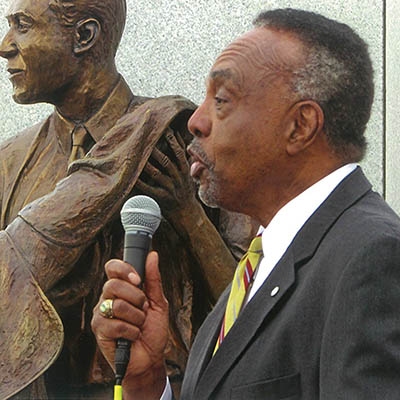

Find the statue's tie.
xmin=214 ymin=234 xmax=263 ymax=354
xmin=69 ymin=125 xmax=91 ymax=163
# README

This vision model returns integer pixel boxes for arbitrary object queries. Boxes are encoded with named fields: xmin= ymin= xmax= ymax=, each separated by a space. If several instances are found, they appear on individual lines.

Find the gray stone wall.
xmin=386 ymin=0 xmax=400 ymax=213
xmin=0 ymin=1 xmax=392 ymax=209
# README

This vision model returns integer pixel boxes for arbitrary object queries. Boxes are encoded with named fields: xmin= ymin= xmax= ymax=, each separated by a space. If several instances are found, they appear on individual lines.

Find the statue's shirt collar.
xmin=51 ymin=75 xmax=134 ymax=155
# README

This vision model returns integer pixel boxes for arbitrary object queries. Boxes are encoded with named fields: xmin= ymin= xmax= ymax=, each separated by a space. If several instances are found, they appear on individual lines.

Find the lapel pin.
xmin=271 ymin=286 xmax=280 ymax=297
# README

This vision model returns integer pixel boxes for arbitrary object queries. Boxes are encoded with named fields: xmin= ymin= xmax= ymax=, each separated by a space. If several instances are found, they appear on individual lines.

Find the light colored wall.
xmin=386 ymin=0 xmax=400 ymax=212
xmin=0 ymin=1 xmax=387 ymax=203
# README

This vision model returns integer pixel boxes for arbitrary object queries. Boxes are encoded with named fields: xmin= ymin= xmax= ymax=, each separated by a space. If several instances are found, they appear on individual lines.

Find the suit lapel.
xmin=181 ymin=286 xmax=230 ymax=398
xmin=189 ymin=167 xmax=372 ymax=399
xmin=289 ymin=167 xmax=371 ymax=263
xmin=1 ymin=119 xmax=49 ymax=227
xmin=194 ymin=249 xmax=296 ymax=399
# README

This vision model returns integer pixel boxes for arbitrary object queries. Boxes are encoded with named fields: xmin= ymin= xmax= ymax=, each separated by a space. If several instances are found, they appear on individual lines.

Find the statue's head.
xmin=0 ymin=0 xmax=127 ymax=104
xmin=49 ymin=0 xmax=127 ymax=61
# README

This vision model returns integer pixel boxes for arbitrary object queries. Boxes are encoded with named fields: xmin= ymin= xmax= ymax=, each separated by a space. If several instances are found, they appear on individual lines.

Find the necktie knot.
xmin=69 ymin=125 xmax=93 ymax=163
xmin=247 ymin=234 xmax=263 ymax=254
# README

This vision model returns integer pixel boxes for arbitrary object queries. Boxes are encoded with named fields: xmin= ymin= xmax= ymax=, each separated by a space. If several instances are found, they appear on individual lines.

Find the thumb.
xmin=144 ymin=251 xmax=168 ymax=310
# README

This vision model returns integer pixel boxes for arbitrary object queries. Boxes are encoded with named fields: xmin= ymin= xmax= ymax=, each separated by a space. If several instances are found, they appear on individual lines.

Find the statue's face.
xmin=0 ymin=0 xmax=79 ymax=104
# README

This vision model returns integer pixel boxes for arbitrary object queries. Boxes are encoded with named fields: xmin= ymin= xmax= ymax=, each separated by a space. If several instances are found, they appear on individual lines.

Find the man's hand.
xmin=91 ymin=252 xmax=169 ymax=400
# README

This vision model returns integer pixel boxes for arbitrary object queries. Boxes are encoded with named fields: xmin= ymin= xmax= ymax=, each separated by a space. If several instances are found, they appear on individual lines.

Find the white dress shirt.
xmin=249 ymin=163 xmax=357 ymax=301
xmin=161 ymin=163 xmax=357 ymax=400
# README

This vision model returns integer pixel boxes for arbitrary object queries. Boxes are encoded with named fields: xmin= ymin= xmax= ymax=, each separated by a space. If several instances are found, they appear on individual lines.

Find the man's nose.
xmin=0 ymin=33 xmax=18 ymax=59
xmin=188 ymin=102 xmax=211 ymax=138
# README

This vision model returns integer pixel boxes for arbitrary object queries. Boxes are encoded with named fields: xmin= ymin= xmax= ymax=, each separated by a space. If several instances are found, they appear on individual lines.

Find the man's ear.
xmin=73 ymin=18 xmax=101 ymax=55
xmin=286 ymin=100 xmax=325 ymax=156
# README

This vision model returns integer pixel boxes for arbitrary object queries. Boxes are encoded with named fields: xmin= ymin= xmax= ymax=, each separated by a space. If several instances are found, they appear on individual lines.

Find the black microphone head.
xmin=120 ymin=195 xmax=161 ymax=236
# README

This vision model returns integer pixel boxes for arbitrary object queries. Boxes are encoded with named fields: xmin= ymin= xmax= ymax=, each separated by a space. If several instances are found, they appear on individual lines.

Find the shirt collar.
xmin=259 ymin=163 xmax=358 ymax=261
xmin=247 ymin=164 xmax=358 ymax=300
xmin=50 ymin=75 xmax=134 ymax=155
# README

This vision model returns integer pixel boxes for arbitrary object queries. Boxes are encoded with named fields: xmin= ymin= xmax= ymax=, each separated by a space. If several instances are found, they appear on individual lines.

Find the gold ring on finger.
xmin=99 ymin=299 xmax=114 ymax=319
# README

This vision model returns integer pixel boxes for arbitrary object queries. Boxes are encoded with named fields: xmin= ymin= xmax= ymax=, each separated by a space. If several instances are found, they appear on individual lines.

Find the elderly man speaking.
xmin=92 ymin=8 xmax=400 ymax=400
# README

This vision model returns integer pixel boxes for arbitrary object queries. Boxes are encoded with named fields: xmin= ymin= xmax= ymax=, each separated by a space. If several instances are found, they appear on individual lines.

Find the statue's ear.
xmin=73 ymin=18 xmax=101 ymax=55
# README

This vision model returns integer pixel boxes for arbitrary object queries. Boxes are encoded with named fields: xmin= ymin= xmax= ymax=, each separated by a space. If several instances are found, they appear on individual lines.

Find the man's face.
xmin=0 ymin=0 xmax=78 ymax=104
xmin=188 ymin=27 xmax=302 ymax=218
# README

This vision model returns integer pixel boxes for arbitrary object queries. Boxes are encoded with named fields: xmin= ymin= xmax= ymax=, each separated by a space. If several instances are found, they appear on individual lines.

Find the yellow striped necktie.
xmin=214 ymin=234 xmax=263 ymax=354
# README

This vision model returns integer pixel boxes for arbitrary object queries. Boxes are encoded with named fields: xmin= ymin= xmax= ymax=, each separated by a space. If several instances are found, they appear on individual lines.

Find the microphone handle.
xmin=115 ymin=231 xmax=152 ymax=385
xmin=123 ymin=231 xmax=152 ymax=281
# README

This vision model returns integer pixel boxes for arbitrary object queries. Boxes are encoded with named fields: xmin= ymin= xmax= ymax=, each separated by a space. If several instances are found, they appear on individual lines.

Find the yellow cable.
xmin=114 ymin=384 xmax=123 ymax=400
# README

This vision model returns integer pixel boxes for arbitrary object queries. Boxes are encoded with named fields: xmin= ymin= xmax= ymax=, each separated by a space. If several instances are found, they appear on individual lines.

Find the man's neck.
xmin=253 ymin=159 xmax=346 ymax=228
xmin=55 ymin=66 xmax=120 ymax=123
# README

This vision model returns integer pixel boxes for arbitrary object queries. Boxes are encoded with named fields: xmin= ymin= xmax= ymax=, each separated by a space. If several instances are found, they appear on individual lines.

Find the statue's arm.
xmin=12 ymin=99 xmax=192 ymax=290
xmin=136 ymin=128 xmax=237 ymax=301
xmin=0 ymin=96 xmax=196 ymax=399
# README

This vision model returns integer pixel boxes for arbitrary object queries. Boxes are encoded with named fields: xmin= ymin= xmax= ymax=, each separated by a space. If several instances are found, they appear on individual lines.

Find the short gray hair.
xmin=254 ymin=8 xmax=374 ymax=162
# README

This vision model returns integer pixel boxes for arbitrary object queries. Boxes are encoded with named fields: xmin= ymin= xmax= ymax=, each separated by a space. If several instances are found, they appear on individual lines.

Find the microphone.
xmin=114 ymin=195 xmax=162 ymax=388
xmin=120 ymin=195 xmax=162 ymax=281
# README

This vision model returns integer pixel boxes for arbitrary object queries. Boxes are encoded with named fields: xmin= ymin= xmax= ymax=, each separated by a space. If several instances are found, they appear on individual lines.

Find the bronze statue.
xmin=0 ymin=0 xmax=256 ymax=398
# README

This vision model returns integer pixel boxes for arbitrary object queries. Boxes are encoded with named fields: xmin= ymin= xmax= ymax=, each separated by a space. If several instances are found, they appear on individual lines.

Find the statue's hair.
xmin=254 ymin=8 xmax=374 ymax=162
xmin=49 ymin=0 xmax=127 ymax=59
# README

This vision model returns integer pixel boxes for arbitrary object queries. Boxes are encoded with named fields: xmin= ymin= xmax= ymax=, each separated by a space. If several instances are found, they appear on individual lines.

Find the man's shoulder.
xmin=321 ymin=184 xmax=400 ymax=259
xmin=341 ymin=168 xmax=400 ymax=229
xmin=294 ymin=168 xmax=400 ymax=262
xmin=348 ymin=189 xmax=400 ymax=236
xmin=124 ymin=94 xmax=196 ymax=136
xmin=128 ymin=94 xmax=197 ymax=114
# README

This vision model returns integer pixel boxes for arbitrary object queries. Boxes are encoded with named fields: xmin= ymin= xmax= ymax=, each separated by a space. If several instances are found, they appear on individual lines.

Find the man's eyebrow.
xmin=209 ymin=69 xmax=234 ymax=81
xmin=208 ymin=68 xmax=241 ymax=90
xmin=7 ymin=11 xmax=34 ymax=21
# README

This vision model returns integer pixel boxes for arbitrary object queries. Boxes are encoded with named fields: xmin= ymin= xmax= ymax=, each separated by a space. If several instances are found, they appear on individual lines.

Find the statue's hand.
xmin=136 ymin=128 xmax=198 ymax=219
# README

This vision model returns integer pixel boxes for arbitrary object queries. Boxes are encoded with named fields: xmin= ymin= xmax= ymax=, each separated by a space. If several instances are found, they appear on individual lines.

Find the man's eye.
xmin=214 ymin=97 xmax=227 ymax=105
xmin=15 ymin=17 xmax=32 ymax=32
xmin=18 ymin=22 xmax=31 ymax=32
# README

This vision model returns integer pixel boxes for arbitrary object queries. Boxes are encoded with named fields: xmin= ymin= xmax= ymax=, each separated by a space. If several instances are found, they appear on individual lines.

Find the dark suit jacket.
xmin=181 ymin=167 xmax=400 ymax=399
